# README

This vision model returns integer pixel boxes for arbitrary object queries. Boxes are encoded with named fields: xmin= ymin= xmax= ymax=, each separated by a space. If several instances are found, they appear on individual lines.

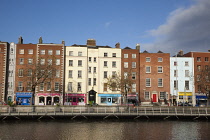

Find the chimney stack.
xmin=39 ymin=37 xmax=43 ymax=44
xmin=18 ymin=36 xmax=23 ymax=44
xmin=115 ymin=42 xmax=120 ymax=48
xmin=87 ymin=39 xmax=96 ymax=46
xmin=136 ymin=43 xmax=140 ymax=50
xmin=179 ymin=50 xmax=184 ymax=56
xmin=62 ymin=40 xmax=65 ymax=45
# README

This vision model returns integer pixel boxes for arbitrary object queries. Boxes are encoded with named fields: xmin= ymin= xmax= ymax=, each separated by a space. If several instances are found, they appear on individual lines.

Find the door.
xmin=153 ymin=94 xmax=157 ymax=102
xmin=107 ymin=97 xmax=112 ymax=105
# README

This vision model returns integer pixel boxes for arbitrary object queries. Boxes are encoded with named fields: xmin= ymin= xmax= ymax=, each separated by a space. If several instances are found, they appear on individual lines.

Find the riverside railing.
xmin=1 ymin=106 xmax=210 ymax=117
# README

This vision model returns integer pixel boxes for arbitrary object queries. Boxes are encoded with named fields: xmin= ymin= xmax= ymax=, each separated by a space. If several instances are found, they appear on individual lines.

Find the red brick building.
xmin=0 ymin=42 xmax=9 ymax=103
xmin=140 ymin=51 xmax=170 ymax=105
xmin=121 ymin=44 xmax=140 ymax=105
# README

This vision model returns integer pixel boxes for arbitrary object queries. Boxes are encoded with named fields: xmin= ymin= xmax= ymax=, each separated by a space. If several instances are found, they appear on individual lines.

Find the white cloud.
xmin=105 ymin=22 xmax=112 ymax=28
xmin=145 ymin=0 xmax=210 ymax=54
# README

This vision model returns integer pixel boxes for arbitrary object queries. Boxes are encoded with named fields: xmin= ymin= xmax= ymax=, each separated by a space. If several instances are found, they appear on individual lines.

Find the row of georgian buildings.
xmin=0 ymin=37 xmax=209 ymax=106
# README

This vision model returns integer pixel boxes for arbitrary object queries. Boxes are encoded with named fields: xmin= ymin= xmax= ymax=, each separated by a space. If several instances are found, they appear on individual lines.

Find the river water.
xmin=0 ymin=119 xmax=210 ymax=140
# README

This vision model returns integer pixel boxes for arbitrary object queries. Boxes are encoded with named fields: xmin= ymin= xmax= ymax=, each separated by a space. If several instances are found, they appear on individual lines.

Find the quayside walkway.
xmin=1 ymin=106 xmax=210 ymax=120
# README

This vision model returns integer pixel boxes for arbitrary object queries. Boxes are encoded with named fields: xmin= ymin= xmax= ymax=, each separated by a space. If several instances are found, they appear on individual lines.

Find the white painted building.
xmin=7 ymin=42 xmax=16 ymax=102
xmin=170 ymin=57 xmax=195 ymax=106
xmin=64 ymin=39 xmax=122 ymax=106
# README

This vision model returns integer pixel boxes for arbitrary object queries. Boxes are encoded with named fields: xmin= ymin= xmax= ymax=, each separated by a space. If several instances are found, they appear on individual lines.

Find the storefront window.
xmin=101 ymin=98 xmax=107 ymax=103
xmin=73 ymin=97 xmax=76 ymax=102
xmin=54 ymin=97 xmax=59 ymax=103
xmin=78 ymin=98 xmax=84 ymax=102
xmin=112 ymin=97 xmax=118 ymax=103
xmin=39 ymin=97 xmax=44 ymax=103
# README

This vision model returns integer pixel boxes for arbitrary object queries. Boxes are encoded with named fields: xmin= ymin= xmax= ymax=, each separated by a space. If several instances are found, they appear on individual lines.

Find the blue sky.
xmin=1 ymin=0 xmax=209 ymax=54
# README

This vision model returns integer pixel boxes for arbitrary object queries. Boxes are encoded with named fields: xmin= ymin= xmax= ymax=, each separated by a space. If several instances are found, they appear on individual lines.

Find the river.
xmin=0 ymin=119 xmax=210 ymax=140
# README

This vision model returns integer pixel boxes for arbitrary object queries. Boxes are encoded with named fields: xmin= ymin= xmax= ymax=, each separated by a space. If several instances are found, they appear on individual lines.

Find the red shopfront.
xmin=37 ymin=93 xmax=62 ymax=105
xmin=64 ymin=94 xmax=86 ymax=105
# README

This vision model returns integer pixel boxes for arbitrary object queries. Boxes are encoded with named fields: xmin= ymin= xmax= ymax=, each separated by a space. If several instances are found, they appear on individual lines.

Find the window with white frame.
xmin=40 ymin=50 xmax=45 ymax=55
xmin=174 ymin=70 xmax=178 ymax=77
xmin=78 ymin=60 xmax=82 ymax=66
xmin=132 ymin=72 xmax=136 ymax=80
xmin=77 ymin=82 xmax=82 ymax=91
xmin=158 ymin=66 xmax=163 ymax=73
xmin=69 ymin=51 xmax=73 ymax=56
xmin=124 ymin=62 xmax=128 ymax=68
xmin=132 ymin=84 xmax=136 ymax=92
xmin=104 ymin=53 xmax=108 ymax=57
xmin=27 ymin=69 xmax=32 ymax=77
xmin=19 ymin=49 xmax=24 ymax=54
xmin=10 ymin=48 xmax=14 ymax=54
xmin=68 ymin=70 xmax=73 ymax=78
xmin=56 ymin=50 xmax=60 ymax=55
xmin=48 ymin=59 xmax=52 ymax=65
xmin=104 ymin=83 xmax=108 ymax=91
xmin=158 ymin=78 xmax=163 ymax=87
xmin=94 ymin=67 xmax=96 ymax=73
xmin=185 ymin=81 xmax=189 ymax=90
xmin=69 ymin=60 xmax=73 ymax=66
xmin=124 ymin=54 xmax=128 ymax=58
xmin=158 ymin=57 xmax=163 ymax=62
xmin=174 ymin=80 xmax=178 ymax=90
xmin=205 ymin=57 xmax=209 ymax=62
xmin=112 ymin=53 xmax=116 ymax=57
xmin=28 ymin=58 xmax=33 ymax=64
xmin=19 ymin=58 xmax=24 ymax=64
xmin=88 ymin=78 xmax=91 ymax=86
xmin=55 ymin=82 xmax=59 ymax=91
xmin=104 ymin=61 xmax=108 ymax=67
xmin=146 ymin=57 xmax=150 ymax=62
xmin=185 ymin=61 xmax=189 ymax=66
xmin=18 ymin=81 xmax=23 ymax=91
xmin=56 ymin=70 xmax=60 ymax=77
xmin=160 ymin=92 xmax=166 ymax=99
xmin=144 ymin=91 xmax=150 ymax=99
xmin=185 ymin=70 xmax=189 ymax=77
xmin=146 ymin=78 xmax=151 ymax=87
xmin=40 ymin=58 xmax=45 ymax=65
xmin=78 ymin=70 xmax=82 ymax=78
xmin=89 ymin=57 xmax=91 ymax=62
xmin=197 ymin=57 xmax=201 ymax=62
xmin=112 ymin=71 xmax=116 ymax=78
xmin=197 ymin=65 xmax=201 ymax=71
xmin=132 ymin=54 xmax=136 ymax=58
xmin=78 ymin=51 xmax=82 ymax=56
xmin=104 ymin=71 xmax=108 ymax=78
xmin=88 ymin=67 xmax=91 ymax=73
xmin=39 ymin=83 xmax=44 ymax=91
xmin=112 ymin=61 xmax=116 ymax=67
xmin=132 ymin=62 xmax=136 ymax=68
xmin=28 ymin=49 xmax=33 ymax=54
xmin=56 ymin=59 xmax=60 ymax=65
xmin=26 ymin=82 xmax=32 ymax=91
xmin=94 ymin=57 xmax=96 ymax=62
xmin=18 ymin=69 xmax=24 ymax=77
xmin=47 ymin=82 xmax=51 ymax=91
xmin=93 ymin=78 xmax=96 ymax=85
xmin=68 ymin=82 xmax=72 ymax=91
xmin=197 ymin=74 xmax=201 ymax=81
xmin=48 ymin=50 xmax=53 ymax=55
xmin=124 ymin=72 xmax=128 ymax=79
xmin=174 ymin=61 xmax=177 ymax=66
xmin=146 ymin=66 xmax=151 ymax=73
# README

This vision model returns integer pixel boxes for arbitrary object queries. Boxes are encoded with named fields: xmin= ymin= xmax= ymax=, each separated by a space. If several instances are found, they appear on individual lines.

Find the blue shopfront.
xmin=196 ymin=95 xmax=207 ymax=107
xmin=98 ymin=94 xmax=121 ymax=105
xmin=16 ymin=92 xmax=33 ymax=105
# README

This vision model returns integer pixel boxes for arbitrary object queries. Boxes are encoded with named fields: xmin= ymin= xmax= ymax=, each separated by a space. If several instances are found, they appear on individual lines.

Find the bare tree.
xmin=196 ymin=64 xmax=210 ymax=106
xmin=106 ymin=71 xmax=135 ymax=104
xmin=21 ymin=56 xmax=58 ymax=105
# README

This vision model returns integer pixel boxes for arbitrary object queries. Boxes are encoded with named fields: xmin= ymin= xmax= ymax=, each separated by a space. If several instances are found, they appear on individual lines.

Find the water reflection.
xmin=0 ymin=120 xmax=210 ymax=140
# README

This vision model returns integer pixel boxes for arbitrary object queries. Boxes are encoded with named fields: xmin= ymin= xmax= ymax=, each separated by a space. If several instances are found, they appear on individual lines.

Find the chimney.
xmin=39 ymin=37 xmax=43 ymax=44
xmin=87 ymin=39 xmax=96 ymax=46
xmin=18 ymin=36 xmax=23 ymax=44
xmin=136 ymin=43 xmax=140 ymax=50
xmin=115 ymin=42 xmax=120 ymax=48
xmin=62 ymin=40 xmax=65 ymax=45
xmin=179 ymin=50 xmax=184 ymax=56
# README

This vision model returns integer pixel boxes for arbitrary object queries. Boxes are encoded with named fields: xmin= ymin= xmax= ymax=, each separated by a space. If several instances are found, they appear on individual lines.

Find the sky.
xmin=0 ymin=0 xmax=210 ymax=55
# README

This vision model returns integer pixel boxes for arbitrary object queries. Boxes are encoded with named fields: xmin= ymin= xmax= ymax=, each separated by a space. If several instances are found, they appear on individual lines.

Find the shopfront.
xmin=16 ymin=92 xmax=33 ymax=105
xmin=98 ymin=94 xmax=121 ymax=106
xmin=64 ymin=93 xmax=86 ymax=105
xmin=37 ymin=93 xmax=62 ymax=105
xmin=178 ymin=92 xmax=192 ymax=103
xmin=196 ymin=94 xmax=207 ymax=107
